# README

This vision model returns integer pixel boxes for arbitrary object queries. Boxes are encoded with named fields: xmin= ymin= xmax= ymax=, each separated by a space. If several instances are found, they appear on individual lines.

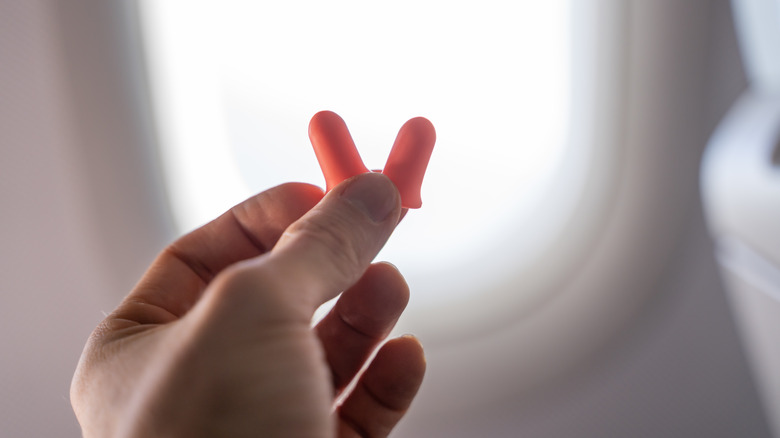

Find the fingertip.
xmin=334 ymin=263 xmax=410 ymax=338
xmin=272 ymin=181 xmax=325 ymax=203
xmin=336 ymin=334 xmax=426 ymax=437
xmin=372 ymin=260 xmax=402 ymax=277
xmin=239 ymin=182 xmax=324 ymax=227
xmin=336 ymin=172 xmax=402 ymax=224
xmin=378 ymin=335 xmax=426 ymax=376
xmin=362 ymin=336 xmax=426 ymax=411
xmin=366 ymin=262 xmax=410 ymax=308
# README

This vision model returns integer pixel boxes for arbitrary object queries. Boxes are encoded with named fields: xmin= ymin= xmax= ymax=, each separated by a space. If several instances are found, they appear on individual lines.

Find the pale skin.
xmin=71 ymin=172 xmax=426 ymax=437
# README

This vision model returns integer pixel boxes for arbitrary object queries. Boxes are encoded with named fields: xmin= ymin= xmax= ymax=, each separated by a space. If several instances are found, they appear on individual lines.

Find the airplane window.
xmin=138 ymin=1 xmax=572 ymax=330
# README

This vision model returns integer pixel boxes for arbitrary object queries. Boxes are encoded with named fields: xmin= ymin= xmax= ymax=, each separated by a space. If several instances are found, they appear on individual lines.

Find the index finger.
xmin=118 ymin=182 xmax=324 ymax=323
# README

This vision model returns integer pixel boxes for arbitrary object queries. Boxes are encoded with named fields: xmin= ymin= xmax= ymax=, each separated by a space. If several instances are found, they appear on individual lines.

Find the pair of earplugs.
xmin=309 ymin=111 xmax=436 ymax=209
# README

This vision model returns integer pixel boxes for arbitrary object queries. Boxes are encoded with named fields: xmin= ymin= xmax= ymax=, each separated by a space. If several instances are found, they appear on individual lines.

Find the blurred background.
xmin=1 ymin=0 xmax=779 ymax=436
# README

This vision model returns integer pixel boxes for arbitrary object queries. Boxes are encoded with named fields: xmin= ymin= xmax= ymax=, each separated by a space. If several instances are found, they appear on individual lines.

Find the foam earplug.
xmin=382 ymin=117 xmax=436 ymax=209
xmin=308 ymin=111 xmax=436 ymax=209
xmin=309 ymin=111 xmax=370 ymax=192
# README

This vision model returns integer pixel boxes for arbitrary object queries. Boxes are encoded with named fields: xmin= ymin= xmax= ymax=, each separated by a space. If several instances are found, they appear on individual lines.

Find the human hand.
xmin=71 ymin=172 xmax=425 ymax=437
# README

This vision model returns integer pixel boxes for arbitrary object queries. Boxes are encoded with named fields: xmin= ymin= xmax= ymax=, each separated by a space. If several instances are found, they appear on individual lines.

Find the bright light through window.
xmin=140 ymin=1 xmax=570 ymax=307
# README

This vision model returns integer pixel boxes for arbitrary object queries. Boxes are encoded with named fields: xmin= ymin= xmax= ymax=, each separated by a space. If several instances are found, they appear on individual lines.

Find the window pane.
xmin=140 ymin=0 xmax=570 ymax=305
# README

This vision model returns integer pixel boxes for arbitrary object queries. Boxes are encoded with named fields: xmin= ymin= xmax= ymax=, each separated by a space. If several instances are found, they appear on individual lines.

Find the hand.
xmin=71 ymin=173 xmax=426 ymax=437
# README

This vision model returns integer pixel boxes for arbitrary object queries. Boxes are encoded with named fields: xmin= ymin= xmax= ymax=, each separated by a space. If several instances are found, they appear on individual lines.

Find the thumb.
xmin=263 ymin=172 xmax=402 ymax=313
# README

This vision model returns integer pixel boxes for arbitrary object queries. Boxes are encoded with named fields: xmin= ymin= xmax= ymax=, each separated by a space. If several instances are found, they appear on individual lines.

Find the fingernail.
xmin=340 ymin=173 xmax=399 ymax=222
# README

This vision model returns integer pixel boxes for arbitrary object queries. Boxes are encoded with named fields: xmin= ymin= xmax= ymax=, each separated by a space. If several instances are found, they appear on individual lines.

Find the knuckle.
xmin=208 ymin=264 xmax=268 ymax=308
xmin=206 ymin=263 xmax=308 ymax=323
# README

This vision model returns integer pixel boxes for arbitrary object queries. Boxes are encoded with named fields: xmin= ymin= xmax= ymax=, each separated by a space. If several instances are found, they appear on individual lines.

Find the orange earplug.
xmin=308 ymin=111 xmax=370 ymax=192
xmin=308 ymin=111 xmax=436 ymax=209
xmin=382 ymin=117 xmax=436 ymax=209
